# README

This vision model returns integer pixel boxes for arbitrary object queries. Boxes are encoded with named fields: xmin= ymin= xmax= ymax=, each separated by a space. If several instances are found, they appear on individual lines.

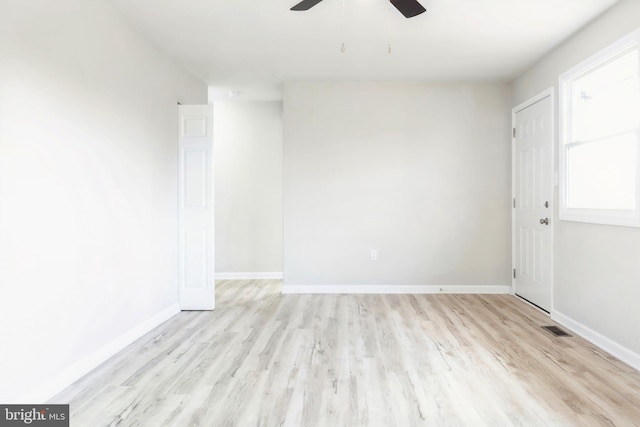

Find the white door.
xmin=178 ymin=105 xmax=215 ymax=310
xmin=513 ymin=93 xmax=553 ymax=312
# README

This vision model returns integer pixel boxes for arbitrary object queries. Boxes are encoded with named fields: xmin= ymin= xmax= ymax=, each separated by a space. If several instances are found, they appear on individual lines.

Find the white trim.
xmin=552 ymin=310 xmax=640 ymax=372
xmin=512 ymin=87 xmax=554 ymax=114
xmin=216 ymin=272 xmax=284 ymax=280
xmin=14 ymin=304 xmax=180 ymax=404
xmin=282 ymin=284 xmax=510 ymax=295
xmin=511 ymin=87 xmax=555 ymax=311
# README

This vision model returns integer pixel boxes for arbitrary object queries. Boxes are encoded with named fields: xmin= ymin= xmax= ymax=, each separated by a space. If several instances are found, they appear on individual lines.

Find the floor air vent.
xmin=542 ymin=325 xmax=572 ymax=337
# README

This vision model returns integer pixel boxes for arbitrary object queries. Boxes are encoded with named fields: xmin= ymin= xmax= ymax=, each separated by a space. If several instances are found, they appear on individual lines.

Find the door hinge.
xmin=513 ymin=128 xmax=516 ymax=138
xmin=513 ymin=198 xmax=516 ymax=208
xmin=513 ymin=268 xmax=516 ymax=279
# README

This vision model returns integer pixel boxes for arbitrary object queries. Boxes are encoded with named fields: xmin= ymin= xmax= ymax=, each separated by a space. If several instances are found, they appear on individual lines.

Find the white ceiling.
xmin=108 ymin=0 xmax=619 ymax=100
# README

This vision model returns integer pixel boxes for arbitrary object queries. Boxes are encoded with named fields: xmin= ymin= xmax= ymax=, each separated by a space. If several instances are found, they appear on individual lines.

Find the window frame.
xmin=559 ymin=28 xmax=640 ymax=227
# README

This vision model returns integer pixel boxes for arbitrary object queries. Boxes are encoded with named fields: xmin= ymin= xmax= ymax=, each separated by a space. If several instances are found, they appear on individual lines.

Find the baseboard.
xmin=551 ymin=310 xmax=640 ymax=372
xmin=281 ymin=284 xmax=511 ymax=295
xmin=215 ymin=272 xmax=283 ymax=280
xmin=15 ymin=303 xmax=181 ymax=404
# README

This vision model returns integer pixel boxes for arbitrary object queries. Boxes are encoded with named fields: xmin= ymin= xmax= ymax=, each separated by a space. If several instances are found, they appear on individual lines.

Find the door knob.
xmin=540 ymin=218 xmax=549 ymax=225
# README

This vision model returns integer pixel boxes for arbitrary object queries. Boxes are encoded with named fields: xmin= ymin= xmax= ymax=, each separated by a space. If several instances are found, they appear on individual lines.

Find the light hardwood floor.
xmin=52 ymin=280 xmax=640 ymax=426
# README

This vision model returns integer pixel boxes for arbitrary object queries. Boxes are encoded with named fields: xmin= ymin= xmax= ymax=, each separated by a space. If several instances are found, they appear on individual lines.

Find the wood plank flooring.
xmin=52 ymin=280 xmax=640 ymax=426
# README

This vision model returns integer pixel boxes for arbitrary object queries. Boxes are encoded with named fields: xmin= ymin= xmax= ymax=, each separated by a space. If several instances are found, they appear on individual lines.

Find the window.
xmin=560 ymin=29 xmax=640 ymax=227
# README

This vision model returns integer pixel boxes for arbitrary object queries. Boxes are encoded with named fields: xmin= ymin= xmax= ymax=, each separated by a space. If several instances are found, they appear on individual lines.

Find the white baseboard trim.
xmin=16 ymin=303 xmax=181 ymax=404
xmin=215 ymin=272 xmax=283 ymax=280
xmin=551 ymin=310 xmax=640 ymax=372
xmin=281 ymin=284 xmax=511 ymax=295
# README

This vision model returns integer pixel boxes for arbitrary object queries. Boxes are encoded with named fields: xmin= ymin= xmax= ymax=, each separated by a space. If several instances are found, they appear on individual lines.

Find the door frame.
xmin=511 ymin=87 xmax=555 ymax=313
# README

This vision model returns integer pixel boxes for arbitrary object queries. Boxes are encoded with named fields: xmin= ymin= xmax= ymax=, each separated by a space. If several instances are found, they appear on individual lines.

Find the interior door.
xmin=178 ymin=105 xmax=215 ymax=310
xmin=514 ymin=94 xmax=553 ymax=312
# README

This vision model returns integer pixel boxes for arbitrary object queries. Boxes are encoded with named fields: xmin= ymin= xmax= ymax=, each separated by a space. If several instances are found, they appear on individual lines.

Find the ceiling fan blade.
xmin=390 ymin=0 xmax=426 ymax=18
xmin=290 ymin=0 xmax=325 ymax=11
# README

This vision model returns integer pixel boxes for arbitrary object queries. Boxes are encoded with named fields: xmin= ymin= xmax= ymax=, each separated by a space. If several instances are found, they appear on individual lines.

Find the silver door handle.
xmin=540 ymin=218 xmax=549 ymax=225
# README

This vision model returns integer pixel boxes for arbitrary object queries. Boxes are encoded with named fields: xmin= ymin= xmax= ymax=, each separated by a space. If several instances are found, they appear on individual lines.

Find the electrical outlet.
xmin=370 ymin=250 xmax=378 ymax=261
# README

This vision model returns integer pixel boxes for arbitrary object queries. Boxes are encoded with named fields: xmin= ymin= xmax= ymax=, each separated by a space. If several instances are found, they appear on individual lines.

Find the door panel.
xmin=184 ymin=228 xmax=208 ymax=289
xmin=183 ymin=149 xmax=208 ymax=208
xmin=514 ymin=95 xmax=553 ymax=311
xmin=178 ymin=105 xmax=215 ymax=310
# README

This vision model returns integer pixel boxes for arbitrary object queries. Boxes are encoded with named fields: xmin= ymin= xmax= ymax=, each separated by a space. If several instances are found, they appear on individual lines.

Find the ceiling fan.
xmin=290 ymin=0 xmax=426 ymax=18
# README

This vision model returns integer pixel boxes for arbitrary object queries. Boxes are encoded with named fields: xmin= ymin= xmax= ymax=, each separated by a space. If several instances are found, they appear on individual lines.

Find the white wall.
xmin=213 ymin=101 xmax=283 ymax=275
xmin=512 ymin=0 xmax=640 ymax=359
xmin=0 ymin=0 xmax=207 ymax=402
xmin=283 ymin=82 xmax=511 ymax=289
